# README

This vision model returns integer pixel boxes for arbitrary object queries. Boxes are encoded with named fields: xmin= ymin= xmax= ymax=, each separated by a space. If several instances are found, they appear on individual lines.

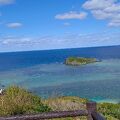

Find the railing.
xmin=0 ymin=102 xmax=106 ymax=120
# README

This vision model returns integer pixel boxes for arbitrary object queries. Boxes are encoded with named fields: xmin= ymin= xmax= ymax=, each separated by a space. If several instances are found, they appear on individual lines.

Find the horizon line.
xmin=0 ymin=44 xmax=120 ymax=54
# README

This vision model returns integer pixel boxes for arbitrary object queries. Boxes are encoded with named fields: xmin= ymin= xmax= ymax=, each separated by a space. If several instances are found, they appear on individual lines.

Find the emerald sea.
xmin=0 ymin=45 xmax=120 ymax=103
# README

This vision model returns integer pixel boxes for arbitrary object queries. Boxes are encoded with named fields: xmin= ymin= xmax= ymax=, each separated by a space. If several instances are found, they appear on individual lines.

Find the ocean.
xmin=0 ymin=45 xmax=120 ymax=103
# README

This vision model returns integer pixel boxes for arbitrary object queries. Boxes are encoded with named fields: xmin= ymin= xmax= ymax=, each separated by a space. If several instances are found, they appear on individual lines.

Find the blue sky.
xmin=0 ymin=0 xmax=120 ymax=52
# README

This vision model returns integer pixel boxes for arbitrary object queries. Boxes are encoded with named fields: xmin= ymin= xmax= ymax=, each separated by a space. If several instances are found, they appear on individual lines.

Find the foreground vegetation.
xmin=0 ymin=86 xmax=51 ymax=116
xmin=0 ymin=86 xmax=119 ymax=120
xmin=65 ymin=57 xmax=98 ymax=66
xmin=98 ymin=103 xmax=120 ymax=120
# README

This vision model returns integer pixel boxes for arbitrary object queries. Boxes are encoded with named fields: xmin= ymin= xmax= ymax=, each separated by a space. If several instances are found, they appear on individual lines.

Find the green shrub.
xmin=98 ymin=103 xmax=120 ymax=119
xmin=0 ymin=86 xmax=51 ymax=116
xmin=65 ymin=57 xmax=97 ymax=66
xmin=0 ymin=86 xmax=119 ymax=120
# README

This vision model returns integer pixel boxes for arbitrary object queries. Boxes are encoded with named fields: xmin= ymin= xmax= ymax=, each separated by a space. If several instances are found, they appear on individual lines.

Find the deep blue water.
xmin=0 ymin=45 xmax=120 ymax=71
xmin=0 ymin=45 xmax=120 ymax=103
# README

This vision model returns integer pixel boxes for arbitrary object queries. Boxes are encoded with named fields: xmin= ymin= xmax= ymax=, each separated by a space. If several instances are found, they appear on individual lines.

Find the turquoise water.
xmin=0 ymin=59 xmax=120 ymax=103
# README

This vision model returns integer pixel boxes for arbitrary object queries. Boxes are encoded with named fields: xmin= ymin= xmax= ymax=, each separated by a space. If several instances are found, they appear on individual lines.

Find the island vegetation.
xmin=65 ymin=57 xmax=98 ymax=66
xmin=0 ymin=86 xmax=119 ymax=120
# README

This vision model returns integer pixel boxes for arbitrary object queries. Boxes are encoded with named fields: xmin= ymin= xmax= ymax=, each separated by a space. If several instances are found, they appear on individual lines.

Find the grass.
xmin=0 ymin=86 xmax=119 ymax=120
xmin=98 ymin=103 xmax=120 ymax=120
xmin=43 ymin=96 xmax=88 ymax=120
xmin=44 ymin=96 xmax=120 ymax=120
xmin=43 ymin=96 xmax=88 ymax=111
xmin=0 ymin=86 xmax=51 ymax=116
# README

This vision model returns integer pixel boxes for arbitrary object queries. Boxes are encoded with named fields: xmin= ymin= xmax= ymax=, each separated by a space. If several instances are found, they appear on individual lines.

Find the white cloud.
xmin=6 ymin=22 xmax=23 ymax=28
xmin=55 ymin=11 xmax=87 ymax=20
xmin=108 ymin=19 xmax=120 ymax=27
xmin=83 ymin=0 xmax=120 ymax=27
xmin=0 ymin=32 xmax=120 ymax=52
xmin=91 ymin=10 xmax=115 ymax=20
xmin=83 ymin=0 xmax=116 ymax=10
xmin=104 ymin=4 xmax=120 ymax=12
xmin=1 ymin=36 xmax=31 ymax=45
xmin=0 ymin=0 xmax=14 ymax=5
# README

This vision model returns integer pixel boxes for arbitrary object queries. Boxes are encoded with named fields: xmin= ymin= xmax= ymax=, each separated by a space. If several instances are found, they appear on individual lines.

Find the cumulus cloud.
xmin=6 ymin=22 xmax=23 ymax=28
xmin=55 ymin=11 xmax=87 ymax=20
xmin=83 ymin=0 xmax=116 ymax=10
xmin=91 ymin=10 xmax=113 ymax=20
xmin=83 ymin=0 xmax=120 ymax=27
xmin=0 ymin=0 xmax=14 ymax=5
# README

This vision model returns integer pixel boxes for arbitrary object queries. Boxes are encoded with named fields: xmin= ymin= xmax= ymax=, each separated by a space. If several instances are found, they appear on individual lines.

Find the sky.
xmin=0 ymin=0 xmax=120 ymax=52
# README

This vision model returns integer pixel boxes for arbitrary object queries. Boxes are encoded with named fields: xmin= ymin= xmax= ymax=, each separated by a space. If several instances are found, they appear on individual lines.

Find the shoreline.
xmin=91 ymin=98 xmax=119 ymax=104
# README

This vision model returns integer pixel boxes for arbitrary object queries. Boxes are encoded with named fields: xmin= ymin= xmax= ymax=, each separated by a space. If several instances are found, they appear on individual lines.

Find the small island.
xmin=65 ymin=57 xmax=98 ymax=66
